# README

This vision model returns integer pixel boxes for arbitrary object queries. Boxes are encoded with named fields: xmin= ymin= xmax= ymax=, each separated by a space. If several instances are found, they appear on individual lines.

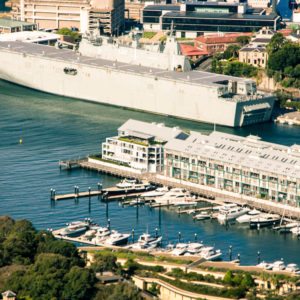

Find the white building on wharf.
xmin=164 ymin=131 xmax=300 ymax=207
xmin=101 ymin=119 xmax=187 ymax=173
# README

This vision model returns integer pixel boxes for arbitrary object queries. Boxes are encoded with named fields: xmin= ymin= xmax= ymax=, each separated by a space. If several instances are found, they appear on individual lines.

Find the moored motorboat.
xmin=217 ymin=206 xmax=250 ymax=222
xmin=132 ymin=233 xmax=162 ymax=249
xmin=140 ymin=187 xmax=169 ymax=201
xmin=200 ymin=247 xmax=222 ymax=261
xmin=186 ymin=243 xmax=204 ymax=255
xmin=272 ymin=260 xmax=285 ymax=271
xmin=154 ymin=188 xmax=194 ymax=205
xmin=290 ymin=226 xmax=300 ymax=236
xmin=104 ymin=231 xmax=131 ymax=246
xmin=236 ymin=209 xmax=261 ymax=224
xmin=250 ymin=214 xmax=281 ymax=229
xmin=171 ymin=243 xmax=188 ymax=256
xmin=257 ymin=261 xmax=273 ymax=270
xmin=286 ymin=263 xmax=300 ymax=274
xmin=91 ymin=227 xmax=112 ymax=244
xmin=193 ymin=211 xmax=211 ymax=220
xmin=59 ymin=221 xmax=89 ymax=237
xmin=128 ymin=198 xmax=145 ymax=206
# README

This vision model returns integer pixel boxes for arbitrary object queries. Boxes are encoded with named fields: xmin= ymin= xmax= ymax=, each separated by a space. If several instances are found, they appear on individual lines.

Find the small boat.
xmin=249 ymin=214 xmax=281 ymax=229
xmin=128 ymin=198 xmax=145 ymax=206
xmin=290 ymin=226 xmax=300 ymax=236
xmin=140 ymin=186 xmax=169 ymax=200
xmin=286 ymin=263 xmax=300 ymax=274
xmin=272 ymin=260 xmax=285 ymax=271
xmin=171 ymin=243 xmax=188 ymax=256
xmin=116 ymin=178 xmax=138 ymax=189
xmin=236 ymin=209 xmax=261 ymax=224
xmin=154 ymin=188 xmax=195 ymax=205
xmin=200 ymin=246 xmax=222 ymax=261
xmin=173 ymin=200 xmax=197 ymax=207
xmin=83 ymin=225 xmax=101 ymax=240
xmin=60 ymin=221 xmax=89 ymax=237
xmin=217 ymin=206 xmax=250 ymax=222
xmin=257 ymin=261 xmax=273 ymax=270
xmin=193 ymin=211 xmax=211 ymax=220
xmin=104 ymin=231 xmax=131 ymax=246
xmin=132 ymin=233 xmax=162 ymax=249
xmin=91 ymin=227 xmax=112 ymax=244
xmin=186 ymin=242 xmax=204 ymax=255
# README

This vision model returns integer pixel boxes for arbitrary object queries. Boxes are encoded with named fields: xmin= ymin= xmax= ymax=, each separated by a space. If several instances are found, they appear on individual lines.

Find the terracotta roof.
xmin=180 ymin=44 xmax=208 ymax=56
xmin=278 ymin=28 xmax=293 ymax=37
xmin=195 ymin=33 xmax=252 ymax=45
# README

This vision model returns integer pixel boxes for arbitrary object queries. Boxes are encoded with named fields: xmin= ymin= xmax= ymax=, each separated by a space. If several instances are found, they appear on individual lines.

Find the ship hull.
xmin=0 ymin=42 xmax=275 ymax=127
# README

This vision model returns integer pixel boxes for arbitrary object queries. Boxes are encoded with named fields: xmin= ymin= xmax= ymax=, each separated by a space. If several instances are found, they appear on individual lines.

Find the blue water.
xmin=0 ymin=80 xmax=300 ymax=265
xmin=277 ymin=0 xmax=293 ymax=20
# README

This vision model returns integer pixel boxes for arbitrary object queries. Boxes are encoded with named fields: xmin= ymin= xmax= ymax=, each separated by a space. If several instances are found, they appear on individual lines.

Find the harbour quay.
xmin=62 ymin=119 xmax=300 ymax=219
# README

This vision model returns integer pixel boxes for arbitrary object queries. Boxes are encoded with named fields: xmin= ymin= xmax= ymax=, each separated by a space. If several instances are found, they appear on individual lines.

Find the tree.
xmin=236 ymin=36 xmax=251 ymax=46
xmin=223 ymin=44 xmax=241 ymax=60
xmin=57 ymin=28 xmax=80 ymax=41
xmin=3 ymin=220 xmax=37 ymax=265
xmin=267 ymin=33 xmax=286 ymax=54
xmin=107 ymin=283 xmax=142 ymax=300
xmin=223 ymin=270 xmax=234 ymax=285
xmin=241 ymin=273 xmax=256 ymax=289
xmin=62 ymin=266 xmax=96 ymax=300
xmin=91 ymin=253 xmax=119 ymax=274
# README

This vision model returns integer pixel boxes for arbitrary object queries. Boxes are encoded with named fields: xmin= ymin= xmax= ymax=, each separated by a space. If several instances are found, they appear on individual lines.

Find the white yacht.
xmin=286 ymin=264 xmax=300 ymax=274
xmin=272 ymin=260 xmax=286 ymax=271
xmin=91 ymin=227 xmax=112 ymax=244
xmin=171 ymin=243 xmax=188 ymax=256
xmin=140 ymin=187 xmax=169 ymax=200
xmin=249 ymin=214 xmax=281 ymax=229
xmin=116 ymin=178 xmax=137 ymax=189
xmin=257 ymin=261 xmax=273 ymax=270
xmin=186 ymin=243 xmax=204 ymax=255
xmin=236 ymin=209 xmax=262 ymax=224
xmin=200 ymin=247 xmax=222 ymax=261
xmin=60 ymin=221 xmax=89 ymax=237
xmin=217 ymin=206 xmax=250 ymax=222
xmin=83 ymin=225 xmax=102 ymax=240
xmin=132 ymin=233 xmax=162 ymax=249
xmin=154 ymin=188 xmax=194 ymax=205
xmin=128 ymin=198 xmax=145 ymax=206
xmin=104 ymin=231 xmax=131 ymax=246
xmin=193 ymin=211 xmax=211 ymax=220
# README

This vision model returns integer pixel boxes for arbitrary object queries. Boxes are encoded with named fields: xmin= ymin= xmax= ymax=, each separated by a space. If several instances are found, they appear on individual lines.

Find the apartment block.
xmin=164 ymin=131 xmax=300 ymax=207
xmin=9 ymin=0 xmax=124 ymax=35
xmin=101 ymin=119 xmax=186 ymax=173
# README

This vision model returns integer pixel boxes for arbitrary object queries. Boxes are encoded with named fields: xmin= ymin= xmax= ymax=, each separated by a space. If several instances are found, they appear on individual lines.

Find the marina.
xmin=1 ymin=80 xmax=300 ymax=267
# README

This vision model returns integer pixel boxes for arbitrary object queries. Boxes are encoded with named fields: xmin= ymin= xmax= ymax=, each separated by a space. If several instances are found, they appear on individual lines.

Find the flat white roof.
xmin=165 ymin=130 xmax=300 ymax=179
xmin=118 ymin=119 xmax=187 ymax=142
xmin=0 ymin=31 xmax=59 ymax=43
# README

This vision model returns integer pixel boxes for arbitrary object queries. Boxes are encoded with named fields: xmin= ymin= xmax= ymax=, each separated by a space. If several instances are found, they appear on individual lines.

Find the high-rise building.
xmin=9 ymin=0 xmax=124 ymax=35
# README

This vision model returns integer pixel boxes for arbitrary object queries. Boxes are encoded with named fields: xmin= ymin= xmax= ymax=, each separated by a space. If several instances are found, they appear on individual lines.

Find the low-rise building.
xmin=1 ymin=291 xmax=16 ymax=300
xmin=179 ymin=43 xmax=208 ymax=61
xmin=102 ymin=119 xmax=187 ymax=173
xmin=164 ymin=130 xmax=300 ymax=206
xmin=9 ymin=0 xmax=124 ymax=35
xmin=194 ymin=32 xmax=252 ymax=55
xmin=238 ymin=26 xmax=274 ymax=68
xmin=0 ymin=17 xmax=36 ymax=33
xmin=0 ymin=30 xmax=59 ymax=44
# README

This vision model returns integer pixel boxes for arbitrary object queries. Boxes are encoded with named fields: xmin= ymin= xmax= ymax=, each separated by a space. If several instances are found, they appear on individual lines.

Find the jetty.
xmin=275 ymin=111 xmax=300 ymax=126
xmin=57 ymin=158 xmax=300 ymax=220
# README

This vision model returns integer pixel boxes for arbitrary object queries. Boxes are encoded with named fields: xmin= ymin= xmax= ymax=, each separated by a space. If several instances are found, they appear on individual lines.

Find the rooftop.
xmin=0 ymin=31 xmax=59 ymax=43
xmin=0 ymin=41 xmax=264 ymax=98
xmin=0 ymin=18 xmax=35 ymax=28
xmin=118 ymin=119 xmax=187 ymax=143
xmin=165 ymin=131 xmax=300 ymax=179
xmin=195 ymin=33 xmax=252 ymax=44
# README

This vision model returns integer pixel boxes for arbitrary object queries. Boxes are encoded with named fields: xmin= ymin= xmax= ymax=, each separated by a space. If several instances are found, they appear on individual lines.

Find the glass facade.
xmin=162 ymin=16 xmax=277 ymax=32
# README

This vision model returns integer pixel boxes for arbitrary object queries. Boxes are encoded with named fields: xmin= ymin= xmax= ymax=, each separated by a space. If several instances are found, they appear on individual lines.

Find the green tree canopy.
xmin=267 ymin=33 xmax=286 ymax=54
xmin=236 ymin=36 xmax=251 ymax=46
xmin=91 ymin=253 xmax=119 ymax=273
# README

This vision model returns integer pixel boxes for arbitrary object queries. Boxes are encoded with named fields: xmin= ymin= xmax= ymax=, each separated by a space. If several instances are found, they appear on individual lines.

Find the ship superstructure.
xmin=0 ymin=38 xmax=275 ymax=127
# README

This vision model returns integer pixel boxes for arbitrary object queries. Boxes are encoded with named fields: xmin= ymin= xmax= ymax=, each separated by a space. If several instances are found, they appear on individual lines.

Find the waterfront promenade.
xmin=73 ymin=158 xmax=300 ymax=219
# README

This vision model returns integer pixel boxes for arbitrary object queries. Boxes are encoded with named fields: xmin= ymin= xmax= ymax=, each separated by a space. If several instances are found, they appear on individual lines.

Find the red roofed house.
xmin=179 ymin=43 xmax=208 ymax=61
xmin=194 ymin=33 xmax=252 ymax=55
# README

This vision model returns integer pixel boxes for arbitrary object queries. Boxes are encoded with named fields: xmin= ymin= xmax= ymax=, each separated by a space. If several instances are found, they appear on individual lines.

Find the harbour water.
xmin=0 ymin=80 xmax=300 ymax=265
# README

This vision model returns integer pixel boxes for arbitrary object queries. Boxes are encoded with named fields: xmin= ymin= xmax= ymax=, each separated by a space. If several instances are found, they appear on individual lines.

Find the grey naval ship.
xmin=0 ymin=31 xmax=275 ymax=127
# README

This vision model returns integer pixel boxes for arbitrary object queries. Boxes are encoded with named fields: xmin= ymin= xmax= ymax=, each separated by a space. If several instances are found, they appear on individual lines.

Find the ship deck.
xmin=0 ymin=40 xmax=256 ymax=93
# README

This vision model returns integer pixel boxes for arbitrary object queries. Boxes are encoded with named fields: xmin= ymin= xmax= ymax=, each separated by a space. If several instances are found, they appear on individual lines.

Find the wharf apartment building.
xmin=9 ymin=0 xmax=124 ymax=35
xmin=103 ymin=120 xmax=300 ymax=207
xmin=101 ymin=119 xmax=187 ymax=173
